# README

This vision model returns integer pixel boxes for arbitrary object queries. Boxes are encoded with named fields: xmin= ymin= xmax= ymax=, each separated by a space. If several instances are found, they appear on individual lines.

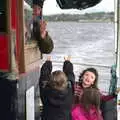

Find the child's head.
xmin=48 ymin=70 xmax=68 ymax=91
xmin=81 ymin=88 xmax=100 ymax=111
xmin=79 ymin=68 xmax=98 ymax=88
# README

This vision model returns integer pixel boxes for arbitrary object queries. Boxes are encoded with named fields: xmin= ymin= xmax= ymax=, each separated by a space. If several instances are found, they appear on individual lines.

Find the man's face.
xmin=33 ymin=5 xmax=42 ymax=16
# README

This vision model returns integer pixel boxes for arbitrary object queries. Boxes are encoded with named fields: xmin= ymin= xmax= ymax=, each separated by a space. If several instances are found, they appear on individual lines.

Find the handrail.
xmin=51 ymin=60 xmax=111 ymax=69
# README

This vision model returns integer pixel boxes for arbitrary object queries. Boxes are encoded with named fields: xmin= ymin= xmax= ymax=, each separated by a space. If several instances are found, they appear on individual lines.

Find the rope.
xmin=109 ymin=64 xmax=117 ymax=95
xmin=51 ymin=60 xmax=111 ymax=69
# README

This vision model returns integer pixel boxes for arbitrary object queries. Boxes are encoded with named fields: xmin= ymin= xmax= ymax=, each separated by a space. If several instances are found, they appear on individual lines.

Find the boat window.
xmin=24 ymin=5 xmax=33 ymax=44
xmin=23 ymin=1 xmax=41 ymax=72
xmin=0 ymin=1 xmax=7 ymax=33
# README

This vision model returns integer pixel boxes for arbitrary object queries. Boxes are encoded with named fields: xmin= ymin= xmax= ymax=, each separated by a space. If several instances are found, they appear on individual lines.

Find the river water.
xmin=42 ymin=22 xmax=115 ymax=92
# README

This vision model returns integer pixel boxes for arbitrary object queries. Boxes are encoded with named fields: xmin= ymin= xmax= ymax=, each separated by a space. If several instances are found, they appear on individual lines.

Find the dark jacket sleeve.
xmin=39 ymin=61 xmax=52 ymax=104
xmin=39 ymin=61 xmax=52 ymax=87
xmin=33 ymin=21 xmax=54 ymax=54
xmin=63 ymin=60 xmax=75 ymax=93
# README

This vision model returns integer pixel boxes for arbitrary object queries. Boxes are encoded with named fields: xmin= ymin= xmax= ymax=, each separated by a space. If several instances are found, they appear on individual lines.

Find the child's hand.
xmin=64 ymin=56 xmax=71 ymax=61
xmin=116 ymin=87 xmax=120 ymax=94
xmin=47 ymin=56 xmax=51 ymax=61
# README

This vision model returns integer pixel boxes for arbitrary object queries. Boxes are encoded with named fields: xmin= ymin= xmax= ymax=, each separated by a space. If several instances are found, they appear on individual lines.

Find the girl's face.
xmin=82 ymin=71 xmax=96 ymax=88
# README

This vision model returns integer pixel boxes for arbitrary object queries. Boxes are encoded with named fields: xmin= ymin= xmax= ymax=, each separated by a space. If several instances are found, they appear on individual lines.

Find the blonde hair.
xmin=48 ymin=70 xmax=68 ymax=91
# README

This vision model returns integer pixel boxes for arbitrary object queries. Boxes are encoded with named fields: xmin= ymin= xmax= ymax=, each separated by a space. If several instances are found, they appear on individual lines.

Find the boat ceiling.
xmin=24 ymin=0 xmax=102 ymax=10
xmin=24 ymin=0 xmax=32 ymax=7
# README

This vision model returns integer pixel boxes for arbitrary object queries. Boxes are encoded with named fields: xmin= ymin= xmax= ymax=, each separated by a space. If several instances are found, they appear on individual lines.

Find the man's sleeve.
xmin=39 ymin=60 xmax=52 ymax=104
xmin=39 ymin=60 xmax=52 ymax=86
xmin=33 ymin=21 xmax=54 ymax=54
xmin=39 ymin=33 xmax=54 ymax=54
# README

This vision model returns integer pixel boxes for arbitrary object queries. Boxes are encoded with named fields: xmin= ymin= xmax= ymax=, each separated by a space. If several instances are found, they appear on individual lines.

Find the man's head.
xmin=33 ymin=0 xmax=44 ymax=8
xmin=33 ymin=0 xmax=45 ymax=16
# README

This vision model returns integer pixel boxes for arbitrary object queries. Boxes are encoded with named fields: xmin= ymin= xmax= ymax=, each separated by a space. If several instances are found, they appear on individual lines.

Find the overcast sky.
xmin=43 ymin=0 xmax=114 ymax=15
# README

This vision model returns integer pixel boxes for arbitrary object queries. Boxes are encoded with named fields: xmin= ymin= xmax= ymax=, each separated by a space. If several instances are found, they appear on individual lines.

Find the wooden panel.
xmin=16 ymin=0 xmax=25 ymax=73
xmin=24 ymin=43 xmax=41 ymax=72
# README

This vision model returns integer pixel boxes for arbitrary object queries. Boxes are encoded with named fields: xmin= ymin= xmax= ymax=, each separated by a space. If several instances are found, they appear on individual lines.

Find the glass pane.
xmin=0 ymin=1 xmax=7 ymax=33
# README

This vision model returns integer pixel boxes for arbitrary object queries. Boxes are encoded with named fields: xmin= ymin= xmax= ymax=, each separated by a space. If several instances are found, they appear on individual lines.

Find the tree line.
xmin=43 ymin=12 xmax=114 ymax=22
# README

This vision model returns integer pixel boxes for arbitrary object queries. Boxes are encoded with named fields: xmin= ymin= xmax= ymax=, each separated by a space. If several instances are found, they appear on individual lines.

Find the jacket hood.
xmin=46 ymin=87 xmax=72 ymax=107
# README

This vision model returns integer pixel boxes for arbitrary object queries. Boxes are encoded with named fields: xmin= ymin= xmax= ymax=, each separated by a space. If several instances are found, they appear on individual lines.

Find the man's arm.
xmin=33 ymin=20 xmax=54 ymax=54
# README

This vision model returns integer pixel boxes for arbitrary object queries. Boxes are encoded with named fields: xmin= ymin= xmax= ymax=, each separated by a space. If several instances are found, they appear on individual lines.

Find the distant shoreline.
xmin=47 ymin=20 xmax=113 ymax=23
xmin=44 ymin=12 xmax=114 ymax=22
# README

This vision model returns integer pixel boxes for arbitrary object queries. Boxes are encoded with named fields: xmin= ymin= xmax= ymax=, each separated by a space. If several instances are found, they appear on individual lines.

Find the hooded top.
xmin=42 ymin=85 xmax=73 ymax=120
xmin=39 ymin=60 xmax=75 ymax=120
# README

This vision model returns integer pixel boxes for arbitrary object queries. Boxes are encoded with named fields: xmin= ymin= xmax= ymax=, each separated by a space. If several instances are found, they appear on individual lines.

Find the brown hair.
xmin=80 ymin=88 xmax=100 ymax=112
xmin=48 ymin=70 xmax=68 ymax=91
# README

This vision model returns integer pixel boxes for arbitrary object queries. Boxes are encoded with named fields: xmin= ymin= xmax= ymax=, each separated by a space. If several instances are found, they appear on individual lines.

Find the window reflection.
xmin=24 ymin=4 xmax=33 ymax=44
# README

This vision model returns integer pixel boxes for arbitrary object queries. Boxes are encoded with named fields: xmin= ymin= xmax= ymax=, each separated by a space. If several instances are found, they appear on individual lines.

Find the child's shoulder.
xmin=72 ymin=104 xmax=84 ymax=113
xmin=72 ymin=104 xmax=80 ymax=116
xmin=72 ymin=104 xmax=80 ymax=109
xmin=72 ymin=104 xmax=89 ymax=120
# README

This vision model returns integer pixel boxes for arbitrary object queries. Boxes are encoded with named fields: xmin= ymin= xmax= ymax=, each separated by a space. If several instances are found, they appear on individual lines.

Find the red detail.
xmin=16 ymin=14 xmax=20 ymax=62
xmin=11 ymin=0 xmax=17 ymax=29
xmin=11 ymin=0 xmax=19 ymax=62
xmin=0 ymin=35 xmax=9 ymax=70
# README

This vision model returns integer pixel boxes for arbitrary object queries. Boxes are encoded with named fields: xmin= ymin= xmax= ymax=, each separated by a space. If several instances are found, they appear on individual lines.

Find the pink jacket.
xmin=71 ymin=104 xmax=103 ymax=120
